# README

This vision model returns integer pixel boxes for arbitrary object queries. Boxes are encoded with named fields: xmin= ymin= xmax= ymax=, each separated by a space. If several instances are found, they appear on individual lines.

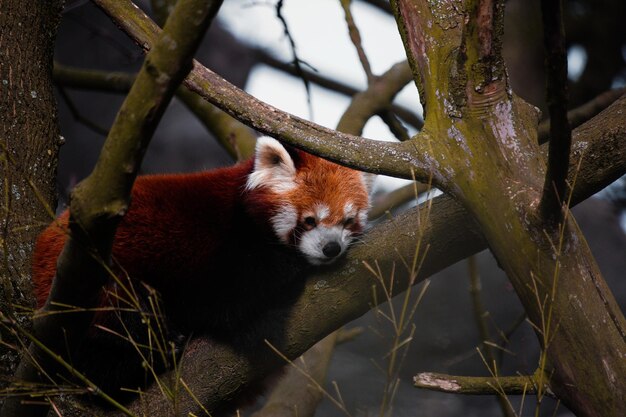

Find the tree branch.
xmin=1 ymin=1 xmax=223 ymax=416
xmin=53 ymin=62 xmax=256 ymax=161
xmin=340 ymin=0 xmax=375 ymax=84
xmin=336 ymin=60 xmax=414 ymax=136
xmin=250 ymin=334 xmax=338 ymax=417
xmin=413 ymin=371 xmax=553 ymax=397
xmin=537 ymin=87 xmax=625 ymax=143
xmin=460 ymin=0 xmax=508 ymax=113
xmin=539 ymin=0 xmax=572 ymax=223
xmin=73 ymin=93 xmax=626 ymax=417
xmin=368 ymin=182 xmax=429 ymax=220
xmin=92 ymin=0 xmax=435 ymax=182
xmin=255 ymin=50 xmax=423 ymax=131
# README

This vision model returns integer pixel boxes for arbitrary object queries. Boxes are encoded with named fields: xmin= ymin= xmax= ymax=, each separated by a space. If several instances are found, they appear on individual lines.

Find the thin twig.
xmin=275 ymin=0 xmax=314 ymax=119
xmin=257 ymin=51 xmax=423 ymax=130
xmin=340 ymin=0 xmax=375 ymax=84
xmin=56 ymin=86 xmax=110 ymax=136
xmin=467 ymin=256 xmax=516 ymax=417
xmin=537 ymin=87 xmax=625 ymax=143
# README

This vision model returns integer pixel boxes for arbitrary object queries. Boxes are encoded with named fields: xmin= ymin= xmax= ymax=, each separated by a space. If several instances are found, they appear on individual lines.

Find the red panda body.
xmin=32 ymin=137 xmax=370 ymax=404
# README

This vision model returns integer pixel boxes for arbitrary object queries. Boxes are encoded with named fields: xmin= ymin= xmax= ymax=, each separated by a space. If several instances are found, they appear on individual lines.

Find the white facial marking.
xmin=246 ymin=136 xmax=297 ymax=193
xmin=344 ymin=202 xmax=356 ymax=218
xmin=357 ymin=209 xmax=368 ymax=226
xmin=314 ymin=203 xmax=330 ymax=221
xmin=299 ymin=224 xmax=354 ymax=265
xmin=271 ymin=204 xmax=298 ymax=243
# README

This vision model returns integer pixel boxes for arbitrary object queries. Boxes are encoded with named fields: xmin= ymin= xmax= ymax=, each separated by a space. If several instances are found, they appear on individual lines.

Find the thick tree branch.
xmin=53 ymin=63 xmax=256 ymax=161
xmin=1 ymin=2 xmax=223 ymax=416
xmin=92 ymin=0 xmax=435 ymax=182
xmin=391 ymin=2 xmax=626 ymax=414
xmin=78 ymin=93 xmax=626 ymax=417
xmin=462 ymin=0 xmax=506 ymax=95
xmin=539 ymin=0 xmax=572 ymax=223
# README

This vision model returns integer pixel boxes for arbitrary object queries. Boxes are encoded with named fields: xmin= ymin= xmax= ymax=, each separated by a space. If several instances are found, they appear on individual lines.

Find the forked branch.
xmin=92 ymin=0 xmax=437 ymax=182
xmin=0 ymin=1 xmax=223 ymax=416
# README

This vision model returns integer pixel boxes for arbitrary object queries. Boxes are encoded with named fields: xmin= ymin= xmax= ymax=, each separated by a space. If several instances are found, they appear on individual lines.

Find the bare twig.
xmin=340 ymin=0 xmax=375 ymax=84
xmin=275 ymin=0 xmax=314 ymax=119
xmin=368 ymin=182 xmax=429 ymax=220
xmin=93 ymin=0 xmax=434 ymax=182
xmin=467 ymin=256 xmax=515 ymax=417
xmin=53 ymin=62 xmax=256 ymax=161
xmin=538 ymin=0 xmax=572 ymax=223
xmin=413 ymin=371 xmax=553 ymax=397
xmin=537 ymin=87 xmax=625 ymax=143
xmin=56 ymin=86 xmax=109 ymax=136
xmin=339 ymin=0 xmax=411 ymax=142
xmin=336 ymin=61 xmax=415 ymax=136
xmin=256 ymin=51 xmax=423 ymax=130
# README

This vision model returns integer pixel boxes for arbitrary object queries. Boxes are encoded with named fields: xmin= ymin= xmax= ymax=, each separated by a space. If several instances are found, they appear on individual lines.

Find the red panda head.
xmin=246 ymin=137 xmax=371 ymax=265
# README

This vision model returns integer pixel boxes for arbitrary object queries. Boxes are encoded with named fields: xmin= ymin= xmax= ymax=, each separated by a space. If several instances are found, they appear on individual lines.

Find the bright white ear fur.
xmin=246 ymin=136 xmax=297 ymax=192
xmin=361 ymin=172 xmax=376 ymax=194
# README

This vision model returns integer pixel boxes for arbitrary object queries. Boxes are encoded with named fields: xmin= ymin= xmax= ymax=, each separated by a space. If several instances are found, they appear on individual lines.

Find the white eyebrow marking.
xmin=358 ymin=210 xmax=368 ymax=225
xmin=315 ymin=203 xmax=330 ymax=221
xmin=271 ymin=204 xmax=298 ymax=243
xmin=344 ymin=202 xmax=356 ymax=217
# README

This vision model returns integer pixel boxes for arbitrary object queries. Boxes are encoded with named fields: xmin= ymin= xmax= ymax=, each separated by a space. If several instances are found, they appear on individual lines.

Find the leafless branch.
xmin=538 ymin=0 xmax=572 ymax=223
xmin=1 ymin=2 xmax=223 ymax=416
xmin=413 ymin=371 xmax=552 ymax=398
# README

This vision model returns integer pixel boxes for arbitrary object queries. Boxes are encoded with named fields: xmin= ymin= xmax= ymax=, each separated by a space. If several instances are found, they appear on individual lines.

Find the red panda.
xmin=31 ymin=136 xmax=370 ymax=404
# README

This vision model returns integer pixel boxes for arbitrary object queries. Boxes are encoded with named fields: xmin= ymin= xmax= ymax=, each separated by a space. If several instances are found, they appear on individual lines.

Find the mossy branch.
xmin=63 ymin=93 xmax=626 ymax=417
xmin=413 ymin=371 xmax=553 ymax=398
xmin=92 ymin=0 xmax=436 ymax=183
xmin=1 ymin=2 xmax=222 ymax=417
xmin=53 ymin=63 xmax=256 ymax=161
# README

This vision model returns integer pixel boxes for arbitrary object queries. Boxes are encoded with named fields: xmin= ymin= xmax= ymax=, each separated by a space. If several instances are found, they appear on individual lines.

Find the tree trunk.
xmin=391 ymin=1 xmax=626 ymax=415
xmin=0 ymin=0 xmax=63 ymax=387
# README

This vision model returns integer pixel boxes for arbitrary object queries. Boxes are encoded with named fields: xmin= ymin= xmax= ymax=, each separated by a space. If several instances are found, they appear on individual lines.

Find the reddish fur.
xmin=32 ymin=159 xmax=258 ymax=309
xmin=30 ymin=145 xmax=369 ymax=405
xmin=32 ymin=152 xmax=369 ymax=309
xmin=287 ymin=152 xmax=369 ymax=228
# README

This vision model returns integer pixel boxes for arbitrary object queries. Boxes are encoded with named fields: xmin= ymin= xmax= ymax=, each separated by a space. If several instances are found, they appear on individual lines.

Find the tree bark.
xmin=391 ymin=1 xmax=626 ymax=415
xmin=0 ymin=0 xmax=63 ymax=388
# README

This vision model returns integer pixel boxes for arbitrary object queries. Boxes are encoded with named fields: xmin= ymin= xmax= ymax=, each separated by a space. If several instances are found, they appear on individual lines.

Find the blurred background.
xmin=53 ymin=1 xmax=626 ymax=416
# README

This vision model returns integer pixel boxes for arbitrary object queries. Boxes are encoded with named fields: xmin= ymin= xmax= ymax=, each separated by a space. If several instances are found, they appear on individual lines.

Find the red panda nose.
xmin=322 ymin=241 xmax=341 ymax=258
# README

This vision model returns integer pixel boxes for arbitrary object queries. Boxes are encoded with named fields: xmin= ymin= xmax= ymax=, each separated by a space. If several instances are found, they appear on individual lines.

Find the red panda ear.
xmin=246 ymin=136 xmax=297 ymax=192
xmin=361 ymin=172 xmax=376 ymax=194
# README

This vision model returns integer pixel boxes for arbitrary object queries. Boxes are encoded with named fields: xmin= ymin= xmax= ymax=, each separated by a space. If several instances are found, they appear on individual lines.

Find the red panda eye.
xmin=344 ymin=217 xmax=355 ymax=227
xmin=304 ymin=216 xmax=317 ymax=227
xmin=270 ymin=154 xmax=281 ymax=165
